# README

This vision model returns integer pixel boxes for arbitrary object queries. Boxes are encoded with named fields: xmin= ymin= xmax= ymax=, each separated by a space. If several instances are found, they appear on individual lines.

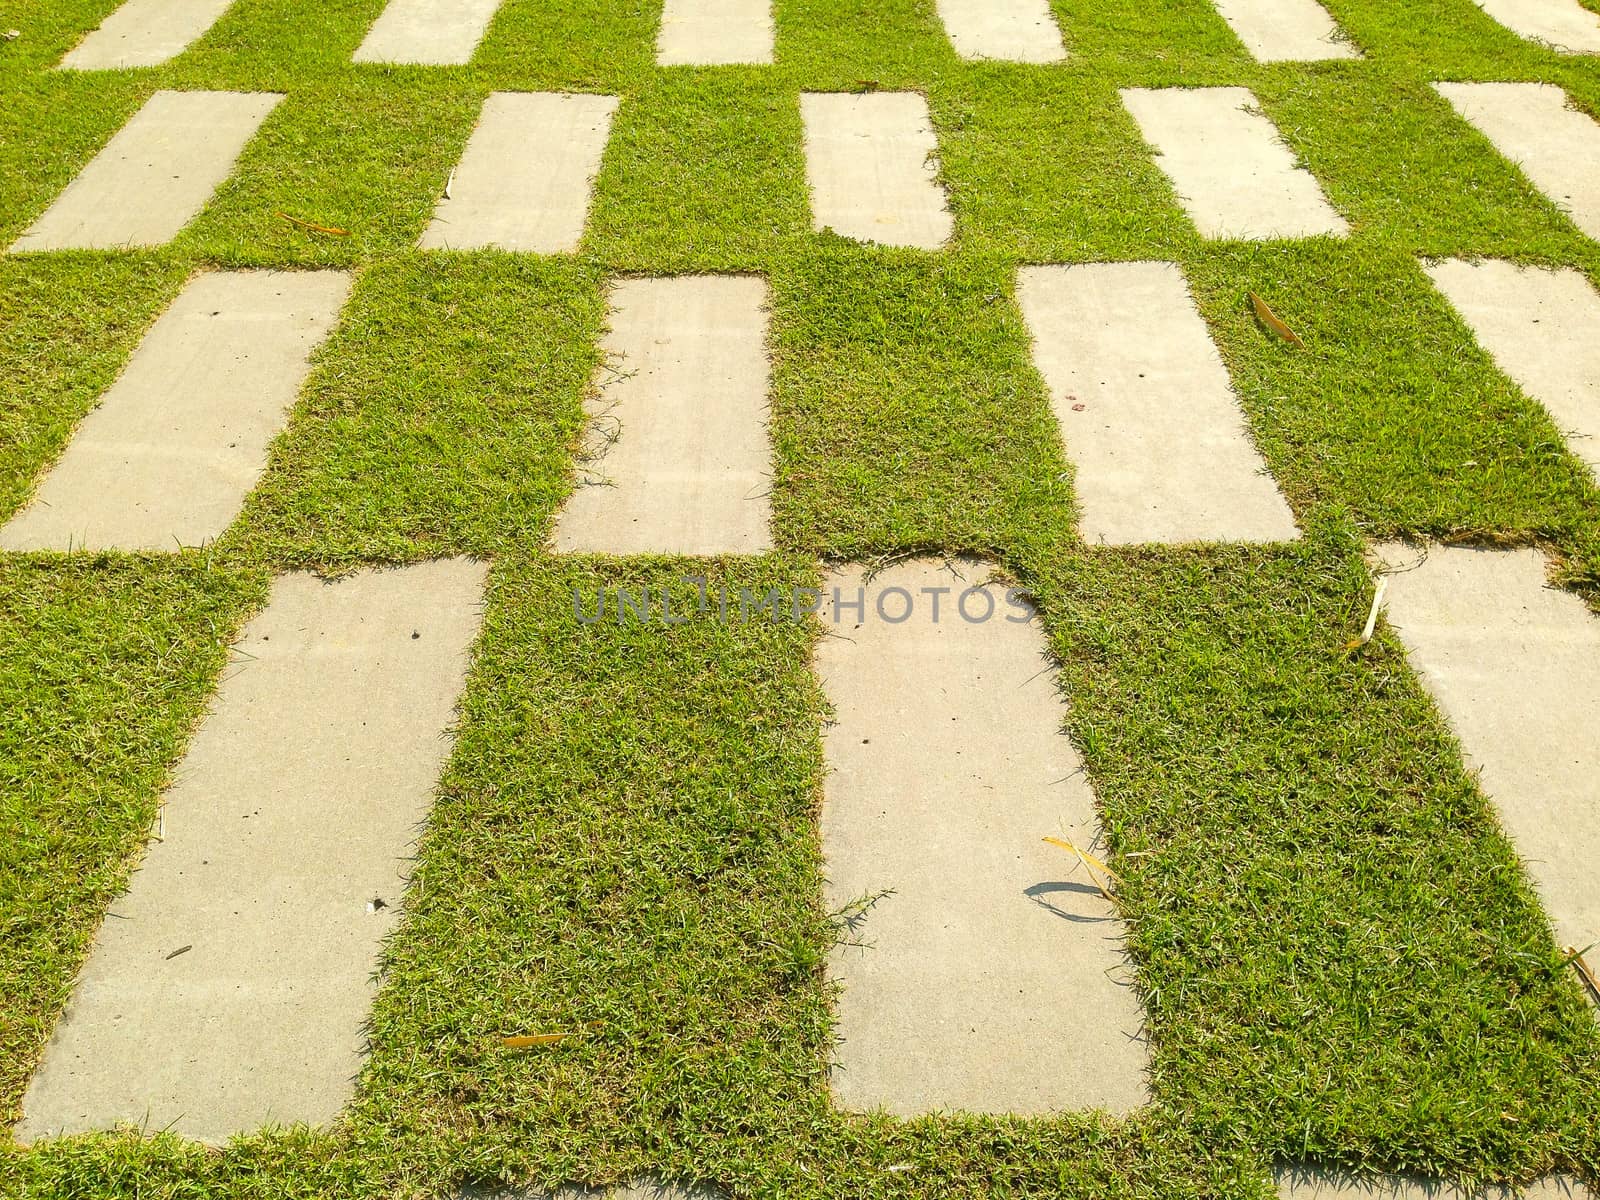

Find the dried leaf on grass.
xmin=1249 ymin=292 xmax=1304 ymax=348
xmin=276 ymin=211 xmax=350 ymax=236
xmin=501 ymin=1033 xmax=570 ymax=1050
xmin=1346 ymin=576 xmax=1388 ymax=650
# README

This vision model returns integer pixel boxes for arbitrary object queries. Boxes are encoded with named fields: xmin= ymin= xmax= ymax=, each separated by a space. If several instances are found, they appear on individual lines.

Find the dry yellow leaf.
xmin=1042 ymin=836 xmax=1123 ymax=901
xmin=1249 ymin=292 xmax=1304 ymax=348
xmin=276 ymin=211 xmax=350 ymax=236
xmin=501 ymin=1033 xmax=569 ymax=1050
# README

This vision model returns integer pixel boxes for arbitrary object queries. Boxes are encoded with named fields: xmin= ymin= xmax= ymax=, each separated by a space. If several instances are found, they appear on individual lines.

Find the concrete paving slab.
xmin=1209 ymin=0 xmax=1359 ymax=61
xmin=1425 ymin=257 xmax=1600 ymax=481
xmin=1468 ymin=0 xmax=1600 ymax=54
xmin=465 ymin=1183 xmax=723 ymax=1200
xmin=656 ymin=0 xmax=773 ymax=65
xmin=1435 ymin=82 xmax=1600 ymax=241
xmin=935 ymin=0 xmax=1066 ymax=63
xmin=1120 ymin=86 xmax=1349 ymax=240
xmin=1277 ymin=1167 xmax=1592 ymax=1199
xmin=0 ymin=271 xmax=350 ymax=553
xmin=816 ymin=558 xmax=1149 ymax=1116
xmin=58 ymin=0 xmax=237 ymax=69
xmin=554 ymin=275 xmax=772 ymax=555
xmin=1017 ymin=261 xmax=1299 ymax=545
xmin=420 ymin=92 xmax=619 ymax=254
xmin=352 ymin=0 xmax=503 ymax=64
xmin=1374 ymin=543 xmax=1600 ymax=967
xmin=799 ymin=92 xmax=953 ymax=249
xmin=10 ymin=90 xmax=280 ymax=251
xmin=15 ymin=560 xmax=487 ymax=1145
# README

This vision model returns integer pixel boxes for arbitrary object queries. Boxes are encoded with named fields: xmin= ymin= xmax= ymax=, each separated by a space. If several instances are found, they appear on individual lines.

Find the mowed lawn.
xmin=4 ymin=0 xmax=1600 ymax=1196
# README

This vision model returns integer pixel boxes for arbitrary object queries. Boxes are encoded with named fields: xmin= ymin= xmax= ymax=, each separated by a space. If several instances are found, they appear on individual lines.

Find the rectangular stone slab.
xmin=11 ymin=90 xmax=280 ymax=251
xmin=935 ymin=0 xmax=1066 ymax=62
xmin=1277 ymin=1168 xmax=1591 ymax=1199
xmin=351 ymin=0 xmax=503 ymax=64
xmin=1425 ymin=257 xmax=1600 ymax=481
xmin=656 ymin=0 xmax=774 ymax=64
xmin=816 ymin=559 xmax=1150 ymax=1115
xmin=1120 ymin=86 xmax=1348 ymax=239
xmin=1375 ymin=544 xmax=1600 ymax=966
xmin=1016 ymin=261 xmax=1299 ymax=545
xmin=1468 ymin=0 xmax=1600 ymax=54
xmin=799 ymin=92 xmax=953 ymax=249
xmin=420 ymin=92 xmax=619 ymax=253
xmin=1208 ymin=0 xmax=1359 ymax=60
xmin=0 ymin=270 xmax=351 ymax=552
xmin=15 ymin=560 xmax=487 ymax=1145
xmin=59 ymin=0 xmax=237 ymax=69
xmin=554 ymin=275 xmax=772 ymax=555
xmin=1435 ymin=82 xmax=1600 ymax=241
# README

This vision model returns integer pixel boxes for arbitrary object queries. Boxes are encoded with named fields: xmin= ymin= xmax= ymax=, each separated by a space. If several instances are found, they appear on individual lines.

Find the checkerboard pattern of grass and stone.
xmin=4 ymin=0 xmax=1600 ymax=1197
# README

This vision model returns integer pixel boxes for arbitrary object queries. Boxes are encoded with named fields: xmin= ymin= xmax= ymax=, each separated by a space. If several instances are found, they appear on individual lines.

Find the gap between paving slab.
xmin=554 ymin=275 xmax=772 ymax=555
xmin=935 ymin=0 xmax=1065 ymax=63
xmin=58 ymin=0 xmax=238 ymax=69
xmin=1016 ymin=261 xmax=1299 ymax=545
xmin=9 ymin=90 xmax=281 ymax=252
xmin=15 ymin=560 xmax=488 ymax=1145
xmin=799 ymin=92 xmax=953 ymax=249
xmin=816 ymin=558 xmax=1149 ymax=1116
xmin=1435 ymin=82 xmax=1600 ymax=241
xmin=0 ymin=270 xmax=351 ymax=553
xmin=1120 ymin=86 xmax=1348 ymax=240
xmin=1468 ymin=0 xmax=1600 ymax=54
xmin=656 ymin=0 xmax=773 ymax=65
xmin=1276 ymin=1167 xmax=1592 ymax=1199
xmin=1374 ymin=543 xmax=1600 ymax=972
xmin=352 ymin=0 xmax=504 ymax=64
xmin=420 ymin=92 xmax=619 ymax=254
xmin=1424 ymin=257 xmax=1600 ymax=481
xmin=1208 ymin=0 xmax=1359 ymax=61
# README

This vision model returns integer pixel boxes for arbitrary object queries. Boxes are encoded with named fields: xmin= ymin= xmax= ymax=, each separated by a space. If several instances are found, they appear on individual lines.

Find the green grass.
xmin=4 ymin=0 xmax=1600 ymax=1195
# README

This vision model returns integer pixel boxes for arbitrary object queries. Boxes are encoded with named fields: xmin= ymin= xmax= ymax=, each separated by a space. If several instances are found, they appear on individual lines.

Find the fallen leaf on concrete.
xmin=166 ymin=944 xmax=192 ymax=960
xmin=444 ymin=167 xmax=455 ymax=200
xmin=1346 ymin=576 xmax=1388 ymax=650
xmin=1042 ymin=836 xmax=1122 ymax=900
xmin=276 ymin=211 xmax=350 ymax=236
xmin=1249 ymin=292 xmax=1304 ymax=348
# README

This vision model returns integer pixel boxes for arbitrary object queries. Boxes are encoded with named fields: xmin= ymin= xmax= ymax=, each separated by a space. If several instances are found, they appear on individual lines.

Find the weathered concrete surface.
xmin=1209 ymin=0 xmax=1359 ymax=61
xmin=935 ymin=0 xmax=1065 ymax=63
xmin=59 ymin=0 xmax=237 ymax=69
xmin=1469 ymin=0 xmax=1600 ymax=54
xmin=554 ymin=275 xmax=772 ymax=555
xmin=465 ymin=1183 xmax=723 ymax=1200
xmin=1375 ymin=543 xmax=1600 ymax=965
xmin=1425 ymin=257 xmax=1600 ymax=481
xmin=1016 ymin=261 xmax=1298 ymax=545
xmin=420 ymin=92 xmax=618 ymax=253
xmin=1435 ymin=82 xmax=1600 ymax=241
xmin=799 ymin=92 xmax=953 ymax=249
xmin=656 ymin=0 xmax=773 ymax=65
xmin=11 ymin=90 xmax=280 ymax=251
xmin=16 ymin=560 xmax=487 ymax=1145
xmin=816 ymin=559 xmax=1149 ymax=1116
xmin=1277 ymin=1167 xmax=1592 ymax=1199
xmin=1120 ymin=86 xmax=1348 ymax=239
xmin=0 ymin=271 xmax=350 ymax=552
xmin=352 ymin=0 xmax=503 ymax=64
